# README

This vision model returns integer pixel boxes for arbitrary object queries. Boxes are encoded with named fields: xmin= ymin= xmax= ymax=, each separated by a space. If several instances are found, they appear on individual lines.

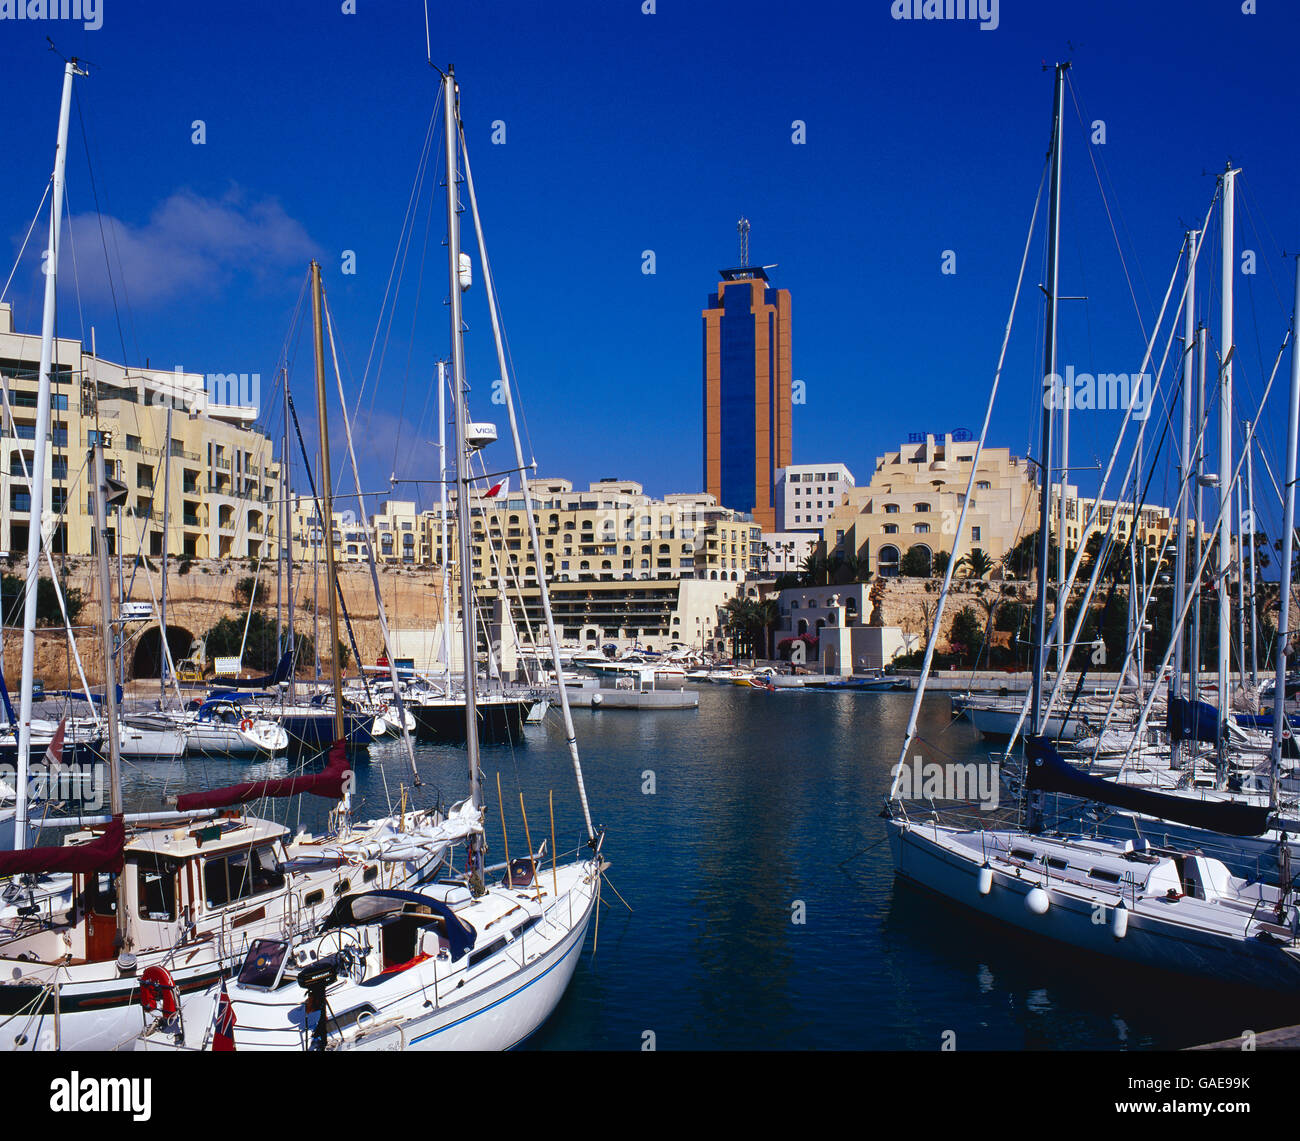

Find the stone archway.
xmin=131 ymin=625 xmax=195 ymax=680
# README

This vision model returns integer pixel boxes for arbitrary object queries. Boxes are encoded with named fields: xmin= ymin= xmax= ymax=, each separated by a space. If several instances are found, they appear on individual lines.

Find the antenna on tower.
xmin=737 ymin=217 xmax=750 ymax=268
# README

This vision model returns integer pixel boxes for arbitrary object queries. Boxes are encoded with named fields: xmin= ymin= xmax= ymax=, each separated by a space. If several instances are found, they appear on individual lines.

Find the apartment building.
xmin=0 ymin=302 xmax=279 ymax=561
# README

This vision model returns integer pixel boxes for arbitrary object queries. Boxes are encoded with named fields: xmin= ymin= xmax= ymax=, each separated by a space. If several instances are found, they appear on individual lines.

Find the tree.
xmin=899 ymin=546 xmax=932 ymax=577
xmin=1 ymin=573 xmax=84 ymax=628
xmin=234 ymin=575 xmax=263 ymax=607
xmin=947 ymin=606 xmax=983 ymax=667
xmin=931 ymin=550 xmax=951 ymax=577
xmin=957 ymin=548 xmax=994 ymax=579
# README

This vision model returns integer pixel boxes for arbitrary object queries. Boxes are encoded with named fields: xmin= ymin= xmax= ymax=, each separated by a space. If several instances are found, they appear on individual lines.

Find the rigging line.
xmin=285 ymin=390 xmax=370 ymax=703
xmin=353 ymin=93 xmax=443 ymax=427
xmin=390 ymin=121 xmax=440 ymax=474
xmin=1002 ymin=199 xmax=1217 ymax=756
xmin=73 ymin=87 xmax=136 ymax=370
xmin=891 ymin=154 xmax=1050 ymax=805
xmin=1238 ymin=176 xmax=1288 ymax=317
xmin=0 ymin=183 xmax=52 ymax=306
xmin=1065 ymin=73 xmax=1151 ymax=345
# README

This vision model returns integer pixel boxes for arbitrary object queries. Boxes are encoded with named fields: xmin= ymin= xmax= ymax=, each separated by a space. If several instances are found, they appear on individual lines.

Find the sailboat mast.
xmin=1218 ymin=165 xmax=1237 ymax=750
xmin=284 ymin=371 xmax=295 ymax=703
xmin=1192 ymin=324 xmax=1207 ymax=703
xmin=1246 ymin=422 xmax=1259 ymax=687
xmin=459 ymin=113 xmax=598 ymax=841
xmin=1173 ymin=232 xmax=1198 ymax=728
xmin=159 ymin=403 xmax=172 ymax=700
xmin=91 ymin=441 xmax=127 ymax=952
xmin=310 ymin=261 xmax=346 ymax=742
xmin=15 ymin=59 xmax=81 ymax=851
xmin=438 ymin=359 xmax=452 ymax=690
xmin=443 ymin=69 xmax=484 ymax=819
xmin=1269 ymin=256 xmax=1300 ymax=815
xmin=1031 ymin=61 xmax=1068 ymax=747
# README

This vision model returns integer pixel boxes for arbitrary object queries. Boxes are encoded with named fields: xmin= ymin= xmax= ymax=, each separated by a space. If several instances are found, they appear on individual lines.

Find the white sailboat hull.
xmin=888 ymin=818 xmax=1300 ymax=990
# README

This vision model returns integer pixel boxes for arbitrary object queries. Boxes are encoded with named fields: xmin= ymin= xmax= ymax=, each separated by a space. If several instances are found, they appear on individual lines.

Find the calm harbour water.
xmin=115 ymin=686 xmax=1300 ymax=1051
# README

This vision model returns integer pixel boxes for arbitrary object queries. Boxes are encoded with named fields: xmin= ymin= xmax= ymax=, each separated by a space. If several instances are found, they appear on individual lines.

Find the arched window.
xmin=914 ymin=523 xmax=930 ymax=534
xmin=877 ymin=544 xmax=901 ymax=577
xmin=883 ymin=503 xmax=899 ymax=514
xmin=883 ymin=524 xmax=898 ymax=534
xmin=914 ymin=502 xmax=930 ymax=513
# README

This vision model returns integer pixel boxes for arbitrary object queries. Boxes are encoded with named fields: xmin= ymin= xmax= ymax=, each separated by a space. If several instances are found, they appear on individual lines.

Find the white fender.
xmin=1111 ymin=900 xmax=1129 ymax=939
xmin=977 ymin=863 xmax=993 ymax=896
xmin=1025 ymin=886 xmax=1050 ymax=915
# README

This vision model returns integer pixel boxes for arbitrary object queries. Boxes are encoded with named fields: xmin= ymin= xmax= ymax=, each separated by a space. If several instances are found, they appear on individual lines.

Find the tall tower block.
xmin=702 ymin=221 xmax=792 ymax=530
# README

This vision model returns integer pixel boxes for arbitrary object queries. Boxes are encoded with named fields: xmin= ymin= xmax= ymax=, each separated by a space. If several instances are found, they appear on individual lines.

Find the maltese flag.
xmin=484 ymin=478 xmax=510 ymax=499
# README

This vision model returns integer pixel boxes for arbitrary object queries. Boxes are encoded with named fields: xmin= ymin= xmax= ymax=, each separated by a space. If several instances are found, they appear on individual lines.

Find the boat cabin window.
xmin=204 ymin=844 xmax=286 ymax=907
xmin=134 ymin=858 xmax=179 ymax=921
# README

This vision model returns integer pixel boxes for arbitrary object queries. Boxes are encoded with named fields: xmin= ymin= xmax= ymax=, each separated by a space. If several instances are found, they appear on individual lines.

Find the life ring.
xmin=140 ymin=965 xmax=179 ymax=1016
xmin=239 ymin=718 xmax=254 ymax=733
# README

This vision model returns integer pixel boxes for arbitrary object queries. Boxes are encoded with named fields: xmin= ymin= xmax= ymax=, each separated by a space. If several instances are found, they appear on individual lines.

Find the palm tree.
xmin=957 ymin=547 xmax=994 ymax=579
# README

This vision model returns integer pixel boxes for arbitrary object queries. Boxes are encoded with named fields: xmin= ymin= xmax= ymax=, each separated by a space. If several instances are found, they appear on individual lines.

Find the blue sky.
xmin=2 ymin=0 xmax=1299 ymax=542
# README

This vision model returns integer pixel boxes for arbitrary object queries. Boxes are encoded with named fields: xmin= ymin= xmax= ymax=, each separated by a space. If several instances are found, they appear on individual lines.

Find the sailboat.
xmin=887 ymin=63 xmax=1300 ymax=989
xmin=0 ymin=65 xmax=472 ymax=1051
xmin=135 ymin=64 xmax=604 ymax=1052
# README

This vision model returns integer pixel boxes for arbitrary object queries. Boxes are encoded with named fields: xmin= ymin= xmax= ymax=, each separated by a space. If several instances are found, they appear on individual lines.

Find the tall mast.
xmin=1191 ymin=324 xmax=1207 ymax=704
xmin=438 ymin=359 xmax=451 ymax=690
xmin=310 ymin=261 xmax=346 ymax=743
xmin=1246 ymin=422 xmax=1259 ymax=687
xmin=159 ymin=403 xmax=172 ymax=700
xmin=1173 ymin=231 xmax=1199 ymax=749
xmin=284 ymin=372 xmax=295 ymax=703
xmin=1269 ymin=256 xmax=1300 ymax=817
xmin=91 ymin=440 xmax=127 ymax=952
xmin=459 ymin=101 xmax=598 ymax=841
xmin=1218 ymin=165 xmax=1238 ymax=752
xmin=1027 ymin=61 xmax=1067 ymax=831
xmin=15 ymin=59 xmax=82 ymax=851
xmin=444 ymin=69 xmax=485 ymax=845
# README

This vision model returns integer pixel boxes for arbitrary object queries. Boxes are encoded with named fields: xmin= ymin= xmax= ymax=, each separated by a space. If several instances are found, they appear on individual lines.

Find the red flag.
xmin=43 ymin=718 xmax=66 ymax=772
xmin=484 ymin=478 xmax=509 ymax=498
xmin=213 ymin=980 xmax=237 ymax=1051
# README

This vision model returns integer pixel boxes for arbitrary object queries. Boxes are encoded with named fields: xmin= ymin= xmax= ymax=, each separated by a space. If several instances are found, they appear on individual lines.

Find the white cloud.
xmin=60 ymin=187 xmax=319 ymax=306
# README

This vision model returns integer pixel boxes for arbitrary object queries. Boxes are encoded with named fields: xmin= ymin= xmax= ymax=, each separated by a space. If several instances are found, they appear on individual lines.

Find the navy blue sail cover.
xmin=321 ymin=890 xmax=477 ymax=963
xmin=1025 ymin=736 xmax=1270 ymax=837
xmin=1166 ymin=696 xmax=1222 ymax=744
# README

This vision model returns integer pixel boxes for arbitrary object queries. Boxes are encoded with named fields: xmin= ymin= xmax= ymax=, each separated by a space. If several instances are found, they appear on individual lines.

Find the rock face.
xmin=860 ymin=574 xmax=1029 ymax=652
xmin=1 ymin=557 xmax=447 ymax=689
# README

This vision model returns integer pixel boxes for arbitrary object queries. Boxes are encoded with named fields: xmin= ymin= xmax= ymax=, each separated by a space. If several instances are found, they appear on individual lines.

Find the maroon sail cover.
xmin=0 ymin=816 xmax=125 ymax=876
xmin=176 ymin=740 xmax=352 ymax=812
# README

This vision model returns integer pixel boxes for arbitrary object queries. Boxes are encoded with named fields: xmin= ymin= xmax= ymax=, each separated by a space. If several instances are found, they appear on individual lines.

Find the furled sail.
xmin=1166 ymin=696 xmax=1222 ymax=744
xmin=0 ymin=816 xmax=124 ymax=875
xmin=1025 ymin=736 xmax=1270 ymax=837
xmin=210 ymin=651 xmax=295 ymax=691
xmin=175 ymin=740 xmax=351 ymax=811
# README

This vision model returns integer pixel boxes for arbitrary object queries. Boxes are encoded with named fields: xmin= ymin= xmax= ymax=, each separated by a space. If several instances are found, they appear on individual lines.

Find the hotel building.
xmin=822 ymin=433 xmax=1038 ymax=576
xmin=702 ymin=265 xmax=792 ymax=530
xmin=0 ymin=302 xmax=279 ymax=562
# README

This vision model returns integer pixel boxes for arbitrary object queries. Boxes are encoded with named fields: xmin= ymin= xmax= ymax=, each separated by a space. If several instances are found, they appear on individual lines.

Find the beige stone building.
xmin=415 ymin=477 xmax=762 ymax=589
xmin=0 ymin=302 xmax=280 ymax=562
xmin=1053 ymin=484 xmax=1193 ymax=555
xmin=822 ymin=433 xmax=1039 ymax=576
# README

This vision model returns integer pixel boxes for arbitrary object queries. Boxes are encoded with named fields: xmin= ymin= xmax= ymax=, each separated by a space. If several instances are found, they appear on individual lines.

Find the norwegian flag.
xmin=213 ymin=979 xmax=237 ymax=1051
xmin=484 ymin=478 xmax=509 ymax=498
